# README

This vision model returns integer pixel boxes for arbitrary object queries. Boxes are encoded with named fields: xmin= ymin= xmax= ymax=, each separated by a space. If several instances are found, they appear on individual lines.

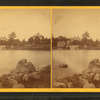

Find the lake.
xmin=0 ymin=50 xmax=50 ymax=75
xmin=52 ymin=50 xmax=100 ymax=82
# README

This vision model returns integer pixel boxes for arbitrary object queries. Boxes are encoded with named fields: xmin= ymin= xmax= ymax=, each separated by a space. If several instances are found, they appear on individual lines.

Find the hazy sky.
xmin=0 ymin=9 xmax=51 ymax=40
xmin=52 ymin=9 xmax=100 ymax=40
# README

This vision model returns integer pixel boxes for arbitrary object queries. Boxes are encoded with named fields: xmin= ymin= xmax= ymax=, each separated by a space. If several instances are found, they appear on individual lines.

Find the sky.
xmin=0 ymin=9 xmax=51 ymax=40
xmin=52 ymin=9 xmax=100 ymax=40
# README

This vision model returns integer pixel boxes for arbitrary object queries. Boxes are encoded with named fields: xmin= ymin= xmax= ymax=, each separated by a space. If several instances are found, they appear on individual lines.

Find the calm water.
xmin=52 ymin=50 xmax=100 ymax=82
xmin=0 ymin=50 xmax=50 ymax=75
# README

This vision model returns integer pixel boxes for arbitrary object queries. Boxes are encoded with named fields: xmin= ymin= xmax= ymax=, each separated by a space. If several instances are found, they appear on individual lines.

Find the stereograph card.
xmin=0 ymin=0 xmax=99 ymax=100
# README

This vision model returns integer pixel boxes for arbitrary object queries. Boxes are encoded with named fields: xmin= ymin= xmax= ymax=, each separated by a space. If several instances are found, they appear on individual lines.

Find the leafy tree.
xmin=43 ymin=38 xmax=50 ymax=44
xmin=58 ymin=36 xmax=67 ymax=41
xmin=8 ymin=32 xmax=16 ymax=39
xmin=81 ymin=32 xmax=91 ymax=45
xmin=34 ymin=36 xmax=40 ymax=44
xmin=14 ymin=39 xmax=21 ymax=46
xmin=72 ymin=40 xmax=80 ymax=45
xmin=82 ymin=31 xmax=90 ymax=39
xmin=94 ymin=39 xmax=100 ymax=46
xmin=28 ymin=37 xmax=34 ymax=44
xmin=8 ymin=32 xmax=17 ymax=46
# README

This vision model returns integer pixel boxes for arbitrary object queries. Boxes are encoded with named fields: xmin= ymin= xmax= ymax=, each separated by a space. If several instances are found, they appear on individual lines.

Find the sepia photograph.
xmin=52 ymin=9 xmax=100 ymax=88
xmin=0 ymin=9 xmax=51 ymax=88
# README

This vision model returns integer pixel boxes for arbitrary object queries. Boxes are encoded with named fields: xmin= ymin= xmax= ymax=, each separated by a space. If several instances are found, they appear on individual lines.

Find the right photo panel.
xmin=52 ymin=9 xmax=100 ymax=88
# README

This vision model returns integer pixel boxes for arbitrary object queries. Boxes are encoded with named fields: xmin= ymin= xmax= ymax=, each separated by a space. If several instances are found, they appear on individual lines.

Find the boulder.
xmin=22 ymin=74 xmax=29 ymax=81
xmin=65 ymin=75 xmax=85 ymax=88
xmin=56 ymin=78 xmax=68 ymax=87
xmin=37 ymin=65 xmax=50 ymax=88
xmin=12 ymin=83 xmax=25 ymax=88
xmin=10 ymin=69 xmax=20 ymax=74
xmin=67 ymin=82 xmax=74 ymax=88
xmin=83 ymin=83 xmax=95 ymax=88
xmin=82 ymin=70 xmax=95 ymax=83
xmin=14 ymin=73 xmax=24 ymax=82
xmin=39 ymin=65 xmax=50 ymax=80
xmin=18 ymin=73 xmax=24 ymax=78
xmin=16 ymin=59 xmax=36 ymax=73
xmin=16 ymin=59 xmax=27 ymax=69
xmin=88 ymin=59 xmax=100 ymax=69
xmin=0 ymin=74 xmax=18 ymax=88
xmin=79 ymin=78 xmax=89 ymax=85
xmin=94 ymin=74 xmax=100 ymax=81
xmin=25 ymin=62 xmax=36 ymax=73
xmin=0 ymin=82 xmax=3 ymax=88
xmin=18 ymin=67 xmax=29 ymax=74
xmin=39 ymin=65 xmax=50 ymax=72
xmin=82 ymin=69 xmax=92 ymax=75
xmin=52 ymin=82 xmax=66 ymax=88
xmin=87 ymin=73 xmax=95 ymax=83
xmin=9 ymin=79 xmax=18 ymax=85
xmin=91 ymin=67 xmax=100 ymax=74
xmin=11 ymin=67 xmax=29 ymax=74
xmin=29 ymin=72 xmax=41 ymax=80
xmin=59 ymin=64 xmax=68 ymax=68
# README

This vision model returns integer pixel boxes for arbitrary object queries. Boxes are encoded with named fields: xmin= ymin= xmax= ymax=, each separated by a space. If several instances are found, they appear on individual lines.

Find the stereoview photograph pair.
xmin=0 ymin=8 xmax=99 ymax=89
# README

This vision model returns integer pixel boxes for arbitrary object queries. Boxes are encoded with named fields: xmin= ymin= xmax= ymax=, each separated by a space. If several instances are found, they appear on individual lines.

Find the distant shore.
xmin=0 ymin=44 xmax=50 ymax=51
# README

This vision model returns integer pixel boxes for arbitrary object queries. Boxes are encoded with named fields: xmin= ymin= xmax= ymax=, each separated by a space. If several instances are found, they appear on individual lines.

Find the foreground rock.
xmin=0 ymin=59 xmax=50 ymax=88
xmin=88 ymin=59 xmax=100 ymax=69
xmin=59 ymin=64 xmax=68 ymax=68
xmin=12 ymin=83 xmax=25 ymax=88
xmin=52 ymin=82 xmax=66 ymax=88
xmin=53 ymin=58 xmax=100 ymax=88
xmin=83 ymin=83 xmax=95 ymax=88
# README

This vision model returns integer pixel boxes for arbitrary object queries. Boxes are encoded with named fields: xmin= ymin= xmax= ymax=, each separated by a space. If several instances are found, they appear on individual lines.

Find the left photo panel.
xmin=0 ymin=9 xmax=51 ymax=88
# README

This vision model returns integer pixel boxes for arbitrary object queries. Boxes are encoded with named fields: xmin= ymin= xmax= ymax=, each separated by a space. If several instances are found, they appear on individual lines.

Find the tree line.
xmin=0 ymin=32 xmax=50 ymax=47
xmin=52 ymin=32 xmax=100 ymax=47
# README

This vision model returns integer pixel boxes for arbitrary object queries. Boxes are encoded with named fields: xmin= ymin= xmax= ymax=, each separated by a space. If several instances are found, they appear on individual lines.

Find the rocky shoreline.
xmin=0 ymin=59 xmax=50 ymax=88
xmin=53 ymin=59 xmax=100 ymax=88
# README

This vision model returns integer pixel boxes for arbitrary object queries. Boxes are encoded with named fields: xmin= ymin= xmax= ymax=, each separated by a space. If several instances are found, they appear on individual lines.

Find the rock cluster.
xmin=59 ymin=63 xmax=68 ymax=68
xmin=53 ymin=59 xmax=100 ymax=88
xmin=0 ymin=59 xmax=50 ymax=88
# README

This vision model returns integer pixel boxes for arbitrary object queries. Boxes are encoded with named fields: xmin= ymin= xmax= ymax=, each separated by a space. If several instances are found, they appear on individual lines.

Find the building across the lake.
xmin=57 ymin=40 xmax=80 ymax=49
